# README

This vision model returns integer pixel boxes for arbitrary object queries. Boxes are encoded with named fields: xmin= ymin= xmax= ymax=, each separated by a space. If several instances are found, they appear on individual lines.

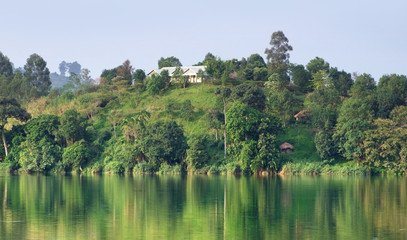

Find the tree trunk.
xmin=215 ymin=129 xmax=218 ymax=142
xmin=223 ymin=98 xmax=227 ymax=158
xmin=1 ymin=126 xmax=8 ymax=157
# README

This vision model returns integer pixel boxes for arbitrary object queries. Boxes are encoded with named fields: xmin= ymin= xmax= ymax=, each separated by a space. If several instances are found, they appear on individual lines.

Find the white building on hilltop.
xmin=147 ymin=66 xmax=206 ymax=83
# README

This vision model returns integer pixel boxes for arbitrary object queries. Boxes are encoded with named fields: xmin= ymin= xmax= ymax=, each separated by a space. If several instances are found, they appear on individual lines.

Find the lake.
xmin=0 ymin=174 xmax=406 ymax=240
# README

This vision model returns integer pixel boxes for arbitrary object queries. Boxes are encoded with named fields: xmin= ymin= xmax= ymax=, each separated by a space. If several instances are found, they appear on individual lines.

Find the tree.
xmin=158 ymin=56 xmax=182 ymax=68
xmin=18 ymin=114 xmax=61 ymax=172
xmin=329 ymin=68 xmax=353 ymax=96
xmin=264 ymin=31 xmax=293 ymax=70
xmin=59 ymin=61 xmax=67 ymax=76
xmin=247 ymin=54 xmax=266 ymax=69
xmin=306 ymin=57 xmax=330 ymax=74
xmin=208 ymin=108 xmax=223 ymax=141
xmin=186 ymin=135 xmax=209 ymax=169
xmin=116 ymin=59 xmax=134 ymax=85
xmin=0 ymin=51 xmax=13 ymax=79
xmin=230 ymin=83 xmax=266 ymax=111
xmin=139 ymin=120 xmax=187 ymax=166
xmin=310 ymin=70 xmax=332 ymax=90
xmin=133 ymin=69 xmax=146 ymax=83
xmin=289 ymin=64 xmax=312 ymax=92
xmin=24 ymin=53 xmax=51 ymax=96
xmin=67 ymin=61 xmax=81 ymax=75
xmin=145 ymin=74 xmax=166 ymax=95
xmin=266 ymin=73 xmax=300 ymax=126
xmin=376 ymin=74 xmax=407 ymax=118
xmin=197 ymin=52 xmax=215 ymax=65
xmin=60 ymin=109 xmax=88 ymax=146
xmin=215 ymin=87 xmax=231 ymax=158
xmin=62 ymin=139 xmax=90 ymax=171
xmin=363 ymin=119 xmax=407 ymax=173
xmin=333 ymin=97 xmax=374 ymax=163
xmin=205 ymin=58 xmax=225 ymax=79
xmin=121 ymin=110 xmax=150 ymax=143
xmin=80 ymin=68 xmax=92 ymax=85
xmin=8 ymin=71 xmax=32 ymax=101
xmin=226 ymin=102 xmax=281 ymax=173
xmin=0 ymin=97 xmax=31 ymax=157
xmin=172 ymin=67 xmax=188 ymax=88
xmin=100 ymin=68 xmax=117 ymax=85
xmin=305 ymin=87 xmax=340 ymax=130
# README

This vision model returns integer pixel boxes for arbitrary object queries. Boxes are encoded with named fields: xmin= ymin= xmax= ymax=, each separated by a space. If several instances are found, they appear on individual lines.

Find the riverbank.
xmin=0 ymin=160 xmax=381 ymax=176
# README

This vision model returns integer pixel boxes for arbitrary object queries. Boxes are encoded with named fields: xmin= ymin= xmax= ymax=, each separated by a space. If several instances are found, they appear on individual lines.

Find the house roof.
xmin=147 ymin=66 xmax=206 ymax=76
xmin=279 ymin=142 xmax=294 ymax=150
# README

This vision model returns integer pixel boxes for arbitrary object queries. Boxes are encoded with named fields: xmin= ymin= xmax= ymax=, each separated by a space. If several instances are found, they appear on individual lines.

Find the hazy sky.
xmin=0 ymin=0 xmax=406 ymax=80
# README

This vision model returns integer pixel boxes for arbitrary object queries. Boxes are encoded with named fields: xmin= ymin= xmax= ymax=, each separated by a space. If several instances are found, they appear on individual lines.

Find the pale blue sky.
xmin=0 ymin=0 xmax=406 ymax=80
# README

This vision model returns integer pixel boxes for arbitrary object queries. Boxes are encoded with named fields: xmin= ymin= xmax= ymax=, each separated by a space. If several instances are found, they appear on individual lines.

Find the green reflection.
xmin=0 ymin=174 xmax=406 ymax=240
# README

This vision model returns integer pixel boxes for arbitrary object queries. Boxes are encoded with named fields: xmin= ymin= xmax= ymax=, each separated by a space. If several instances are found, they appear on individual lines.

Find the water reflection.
xmin=0 ymin=174 xmax=406 ymax=240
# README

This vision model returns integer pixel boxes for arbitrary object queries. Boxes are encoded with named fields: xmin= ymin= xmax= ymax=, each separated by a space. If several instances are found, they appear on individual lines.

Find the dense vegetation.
xmin=1 ymin=31 xmax=406 ymax=175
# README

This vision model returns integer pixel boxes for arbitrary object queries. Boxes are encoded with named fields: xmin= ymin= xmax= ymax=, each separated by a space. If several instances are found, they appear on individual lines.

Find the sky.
xmin=0 ymin=0 xmax=406 ymax=81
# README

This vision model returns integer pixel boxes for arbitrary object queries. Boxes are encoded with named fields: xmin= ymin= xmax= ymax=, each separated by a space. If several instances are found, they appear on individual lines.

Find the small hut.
xmin=279 ymin=142 xmax=294 ymax=154
xmin=293 ymin=110 xmax=309 ymax=122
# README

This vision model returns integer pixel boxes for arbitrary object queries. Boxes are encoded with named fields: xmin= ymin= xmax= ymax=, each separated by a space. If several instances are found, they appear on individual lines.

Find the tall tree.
xmin=0 ymin=51 xmax=13 ymax=79
xmin=215 ymin=87 xmax=231 ymax=158
xmin=116 ymin=59 xmax=134 ymax=84
xmin=24 ymin=53 xmax=51 ymax=96
xmin=0 ymin=97 xmax=31 ymax=157
xmin=264 ymin=31 xmax=293 ymax=70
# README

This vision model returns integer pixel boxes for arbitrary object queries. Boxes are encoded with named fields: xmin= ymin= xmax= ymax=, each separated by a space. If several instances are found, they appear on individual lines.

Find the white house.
xmin=147 ymin=66 xmax=206 ymax=83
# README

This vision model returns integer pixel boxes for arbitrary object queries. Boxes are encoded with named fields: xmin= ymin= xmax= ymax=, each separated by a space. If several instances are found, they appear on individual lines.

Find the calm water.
xmin=0 ymin=174 xmax=406 ymax=240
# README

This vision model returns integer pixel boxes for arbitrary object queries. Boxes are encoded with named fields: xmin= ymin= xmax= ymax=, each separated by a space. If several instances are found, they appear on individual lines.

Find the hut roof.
xmin=279 ymin=142 xmax=294 ymax=151
xmin=294 ymin=110 xmax=308 ymax=119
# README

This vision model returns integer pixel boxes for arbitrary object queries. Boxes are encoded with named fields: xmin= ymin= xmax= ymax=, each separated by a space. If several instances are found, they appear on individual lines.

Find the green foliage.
xmin=247 ymin=54 xmax=266 ymax=69
xmin=24 ymin=53 xmax=51 ymax=96
xmin=19 ymin=137 xmax=62 ymax=172
xmin=145 ymin=74 xmax=166 ymax=95
xmin=100 ymin=68 xmax=117 ymax=85
xmin=305 ymin=88 xmax=340 ymax=130
xmin=62 ymin=139 xmax=90 ymax=171
xmin=334 ymin=97 xmax=374 ymax=163
xmin=265 ymin=30 xmax=293 ymax=70
xmin=0 ymin=51 xmax=13 ymax=79
xmin=289 ymin=64 xmax=312 ymax=92
xmin=231 ymin=83 xmax=266 ymax=111
xmin=133 ymin=69 xmax=146 ymax=83
xmin=376 ymin=74 xmax=407 ymax=118
xmin=103 ymin=138 xmax=141 ymax=172
xmin=226 ymin=102 xmax=281 ymax=173
xmin=329 ymin=67 xmax=353 ymax=96
xmin=314 ymin=130 xmax=338 ymax=161
xmin=139 ymin=120 xmax=188 ymax=166
xmin=158 ymin=56 xmax=182 ymax=68
xmin=186 ymin=134 xmax=210 ymax=169
xmin=363 ymin=119 xmax=407 ymax=174
xmin=18 ymin=114 xmax=61 ymax=172
xmin=310 ymin=70 xmax=332 ymax=90
xmin=306 ymin=57 xmax=330 ymax=74
xmin=206 ymin=58 xmax=225 ymax=79
xmin=280 ymin=161 xmax=370 ymax=175
xmin=60 ymin=109 xmax=88 ymax=146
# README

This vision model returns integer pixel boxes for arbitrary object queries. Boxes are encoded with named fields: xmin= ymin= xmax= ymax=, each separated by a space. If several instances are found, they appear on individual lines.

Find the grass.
xmin=278 ymin=123 xmax=321 ymax=163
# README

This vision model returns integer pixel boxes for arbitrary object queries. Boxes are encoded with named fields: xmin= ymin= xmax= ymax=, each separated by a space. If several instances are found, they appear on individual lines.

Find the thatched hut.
xmin=279 ymin=142 xmax=294 ymax=154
